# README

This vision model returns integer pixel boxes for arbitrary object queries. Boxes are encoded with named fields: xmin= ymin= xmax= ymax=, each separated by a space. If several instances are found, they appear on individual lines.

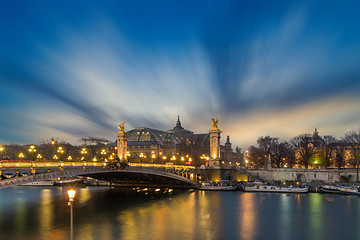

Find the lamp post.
xmin=81 ymin=148 xmax=87 ymax=169
xmin=68 ymin=189 xmax=76 ymax=240
xmin=57 ymin=146 xmax=64 ymax=160
xmin=101 ymin=149 xmax=107 ymax=168
xmin=28 ymin=145 xmax=36 ymax=169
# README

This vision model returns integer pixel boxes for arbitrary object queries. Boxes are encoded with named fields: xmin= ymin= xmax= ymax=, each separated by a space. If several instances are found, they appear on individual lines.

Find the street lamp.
xmin=68 ymin=189 xmax=76 ymax=240
xmin=101 ymin=149 xmax=106 ymax=156
xmin=81 ymin=148 xmax=87 ymax=160
xmin=57 ymin=146 xmax=64 ymax=163
xmin=28 ymin=145 xmax=37 ymax=160
xmin=81 ymin=148 xmax=87 ymax=168
xmin=28 ymin=145 xmax=37 ymax=170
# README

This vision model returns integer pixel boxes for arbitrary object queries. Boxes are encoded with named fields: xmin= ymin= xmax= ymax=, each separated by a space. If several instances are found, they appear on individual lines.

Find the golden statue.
xmin=118 ymin=122 xmax=125 ymax=133
xmin=211 ymin=118 xmax=220 ymax=130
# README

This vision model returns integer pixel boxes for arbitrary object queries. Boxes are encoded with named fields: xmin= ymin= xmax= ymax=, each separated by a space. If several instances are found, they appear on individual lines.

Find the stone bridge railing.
xmin=0 ymin=168 xmax=108 ymax=189
xmin=0 ymin=162 xmax=197 ymax=189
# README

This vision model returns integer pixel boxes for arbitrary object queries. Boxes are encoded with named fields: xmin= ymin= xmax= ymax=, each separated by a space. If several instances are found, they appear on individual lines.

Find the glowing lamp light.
xmin=68 ymin=190 xmax=76 ymax=201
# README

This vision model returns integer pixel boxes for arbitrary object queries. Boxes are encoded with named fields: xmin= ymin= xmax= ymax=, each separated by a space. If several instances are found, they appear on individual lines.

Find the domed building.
xmin=115 ymin=116 xmax=241 ymax=166
xmin=168 ymin=116 xmax=193 ymax=143
xmin=126 ymin=127 xmax=180 ymax=161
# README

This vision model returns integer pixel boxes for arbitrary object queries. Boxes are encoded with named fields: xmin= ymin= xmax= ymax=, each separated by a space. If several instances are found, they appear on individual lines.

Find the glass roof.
xmin=126 ymin=128 xmax=180 ymax=145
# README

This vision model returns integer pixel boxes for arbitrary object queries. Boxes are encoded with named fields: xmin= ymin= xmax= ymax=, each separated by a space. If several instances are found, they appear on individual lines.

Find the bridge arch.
xmin=82 ymin=169 xmax=196 ymax=188
xmin=297 ymin=174 xmax=306 ymax=182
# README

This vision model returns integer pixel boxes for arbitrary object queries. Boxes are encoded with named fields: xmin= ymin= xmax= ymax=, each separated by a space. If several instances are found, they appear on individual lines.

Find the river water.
xmin=0 ymin=186 xmax=359 ymax=240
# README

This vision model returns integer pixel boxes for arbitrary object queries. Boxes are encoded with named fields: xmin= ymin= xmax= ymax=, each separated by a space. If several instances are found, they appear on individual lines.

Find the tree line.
xmin=246 ymin=128 xmax=360 ymax=170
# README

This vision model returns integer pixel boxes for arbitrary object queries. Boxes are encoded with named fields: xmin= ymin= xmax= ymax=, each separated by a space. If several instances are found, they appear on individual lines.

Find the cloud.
xmin=222 ymin=96 xmax=360 ymax=149
xmin=1 ymin=1 xmax=359 ymax=149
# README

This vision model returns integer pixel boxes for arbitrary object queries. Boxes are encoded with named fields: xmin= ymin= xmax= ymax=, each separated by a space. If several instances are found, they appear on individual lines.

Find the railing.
xmin=0 ymin=161 xmax=196 ymax=169
xmin=0 ymin=168 xmax=107 ymax=189
xmin=0 ymin=161 xmax=197 ymax=189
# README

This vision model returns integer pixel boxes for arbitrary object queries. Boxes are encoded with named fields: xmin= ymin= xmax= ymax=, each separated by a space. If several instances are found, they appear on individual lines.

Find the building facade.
xmin=116 ymin=117 xmax=243 ymax=166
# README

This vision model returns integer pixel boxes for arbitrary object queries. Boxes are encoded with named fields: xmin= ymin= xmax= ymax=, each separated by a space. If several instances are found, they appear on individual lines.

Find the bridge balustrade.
xmin=0 ymin=161 xmax=198 ymax=188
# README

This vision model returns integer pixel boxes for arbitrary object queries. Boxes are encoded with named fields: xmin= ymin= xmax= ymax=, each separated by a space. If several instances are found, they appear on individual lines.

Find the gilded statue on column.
xmin=118 ymin=122 xmax=125 ymax=133
xmin=211 ymin=118 xmax=220 ymax=130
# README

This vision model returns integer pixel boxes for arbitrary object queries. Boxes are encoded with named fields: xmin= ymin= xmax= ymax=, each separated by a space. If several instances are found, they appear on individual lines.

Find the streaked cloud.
xmin=0 ymin=0 xmax=359 ymax=149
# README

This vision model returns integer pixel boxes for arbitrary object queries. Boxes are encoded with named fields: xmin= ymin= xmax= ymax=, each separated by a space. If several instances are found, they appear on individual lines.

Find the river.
xmin=0 ymin=186 xmax=359 ymax=240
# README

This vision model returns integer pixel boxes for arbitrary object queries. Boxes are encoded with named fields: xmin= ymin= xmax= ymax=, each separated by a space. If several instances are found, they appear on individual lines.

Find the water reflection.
xmin=78 ymin=188 xmax=91 ymax=204
xmin=0 ymin=187 xmax=360 ymax=240
xmin=39 ymin=189 xmax=53 ymax=239
xmin=308 ymin=193 xmax=324 ymax=239
xmin=239 ymin=193 xmax=256 ymax=240
xmin=14 ymin=196 xmax=26 ymax=238
xmin=279 ymin=194 xmax=290 ymax=240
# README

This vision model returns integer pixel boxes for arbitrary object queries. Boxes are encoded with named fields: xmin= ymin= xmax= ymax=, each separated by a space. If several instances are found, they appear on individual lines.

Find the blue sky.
xmin=1 ymin=0 xmax=359 ymax=149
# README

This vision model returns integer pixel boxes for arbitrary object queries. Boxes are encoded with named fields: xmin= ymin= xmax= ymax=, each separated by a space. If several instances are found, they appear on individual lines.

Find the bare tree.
xmin=291 ymin=134 xmax=316 ymax=169
xmin=271 ymin=141 xmax=292 ymax=168
xmin=321 ymin=135 xmax=337 ymax=167
xmin=2 ymin=144 xmax=25 ymax=160
xmin=344 ymin=129 xmax=360 ymax=182
xmin=257 ymin=136 xmax=278 ymax=155
xmin=335 ymin=140 xmax=347 ymax=169
xmin=247 ymin=146 xmax=266 ymax=168
xmin=285 ymin=144 xmax=296 ymax=168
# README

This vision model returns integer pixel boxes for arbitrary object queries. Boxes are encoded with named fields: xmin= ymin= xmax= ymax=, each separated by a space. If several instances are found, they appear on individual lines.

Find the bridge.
xmin=0 ymin=161 xmax=197 ymax=189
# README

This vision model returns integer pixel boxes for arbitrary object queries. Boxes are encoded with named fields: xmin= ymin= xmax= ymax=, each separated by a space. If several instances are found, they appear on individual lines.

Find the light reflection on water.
xmin=308 ymin=193 xmax=324 ymax=239
xmin=239 ymin=193 xmax=256 ymax=240
xmin=0 ymin=187 xmax=360 ymax=240
xmin=279 ymin=194 xmax=290 ymax=240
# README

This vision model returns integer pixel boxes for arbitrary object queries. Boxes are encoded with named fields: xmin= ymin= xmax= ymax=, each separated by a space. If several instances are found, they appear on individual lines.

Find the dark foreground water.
xmin=0 ymin=187 xmax=360 ymax=240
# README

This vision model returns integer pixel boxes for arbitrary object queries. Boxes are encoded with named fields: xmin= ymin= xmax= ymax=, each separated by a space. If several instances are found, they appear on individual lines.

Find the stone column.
xmin=116 ymin=122 xmax=128 ymax=161
xmin=209 ymin=118 xmax=222 ymax=167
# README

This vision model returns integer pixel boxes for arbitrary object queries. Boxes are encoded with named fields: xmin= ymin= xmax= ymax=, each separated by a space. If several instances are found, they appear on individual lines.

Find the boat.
xmin=320 ymin=184 xmax=343 ymax=193
xmin=54 ymin=178 xmax=85 ymax=186
xmin=340 ymin=186 xmax=360 ymax=195
xmin=245 ymin=182 xmax=308 ymax=193
xmin=199 ymin=181 xmax=237 ymax=191
xmin=20 ymin=180 xmax=54 ymax=186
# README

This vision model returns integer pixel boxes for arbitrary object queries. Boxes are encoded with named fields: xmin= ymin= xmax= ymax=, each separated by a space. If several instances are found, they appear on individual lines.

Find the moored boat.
xmin=20 ymin=180 xmax=54 ymax=186
xmin=54 ymin=178 xmax=85 ymax=186
xmin=320 ymin=184 xmax=343 ymax=193
xmin=340 ymin=187 xmax=360 ymax=195
xmin=199 ymin=181 xmax=237 ymax=191
xmin=245 ymin=185 xmax=309 ymax=193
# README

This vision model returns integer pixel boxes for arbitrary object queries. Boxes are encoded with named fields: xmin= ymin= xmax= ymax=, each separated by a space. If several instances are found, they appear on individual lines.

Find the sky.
xmin=0 ymin=0 xmax=360 ymax=149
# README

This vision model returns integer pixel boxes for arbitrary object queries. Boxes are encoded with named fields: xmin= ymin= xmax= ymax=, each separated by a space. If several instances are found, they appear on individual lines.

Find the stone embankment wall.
xmin=246 ymin=169 xmax=359 ymax=183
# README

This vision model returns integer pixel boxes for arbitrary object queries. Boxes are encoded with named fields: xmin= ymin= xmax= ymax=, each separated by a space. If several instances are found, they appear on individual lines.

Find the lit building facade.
xmin=116 ymin=117 xmax=242 ymax=166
